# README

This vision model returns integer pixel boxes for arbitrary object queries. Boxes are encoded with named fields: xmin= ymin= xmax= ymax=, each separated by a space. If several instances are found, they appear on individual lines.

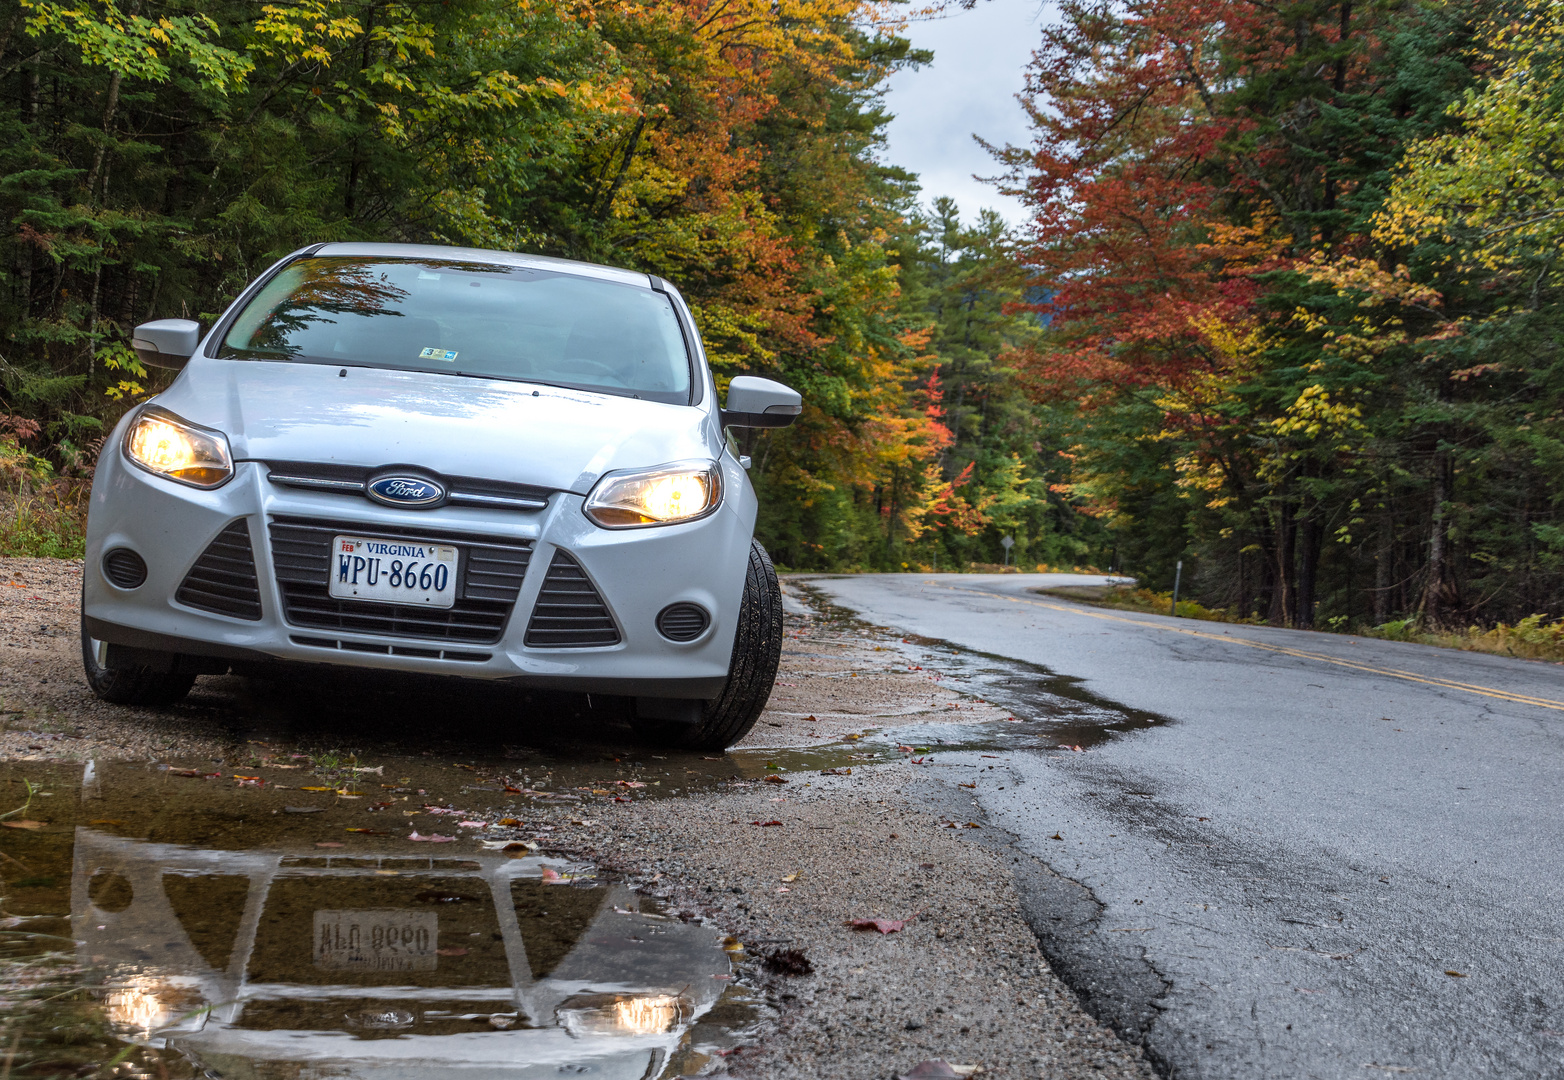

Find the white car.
xmin=82 ymin=243 xmax=801 ymax=749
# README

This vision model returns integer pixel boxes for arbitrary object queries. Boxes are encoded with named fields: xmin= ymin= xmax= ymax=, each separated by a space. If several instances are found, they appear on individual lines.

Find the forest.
xmin=0 ymin=0 xmax=1561 ymax=638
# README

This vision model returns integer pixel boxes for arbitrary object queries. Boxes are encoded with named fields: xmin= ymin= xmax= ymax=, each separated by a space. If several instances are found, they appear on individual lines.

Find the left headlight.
xmin=584 ymin=460 xmax=722 ymax=529
xmin=124 ymin=408 xmax=233 ymax=489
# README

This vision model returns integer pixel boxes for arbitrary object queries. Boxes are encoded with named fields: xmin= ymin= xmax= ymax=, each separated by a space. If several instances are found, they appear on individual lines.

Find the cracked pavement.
xmin=812 ymin=573 xmax=1564 ymax=1079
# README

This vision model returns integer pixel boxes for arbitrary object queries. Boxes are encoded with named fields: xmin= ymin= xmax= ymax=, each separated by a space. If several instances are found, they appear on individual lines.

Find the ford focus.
xmin=81 ymin=243 xmax=802 ymax=750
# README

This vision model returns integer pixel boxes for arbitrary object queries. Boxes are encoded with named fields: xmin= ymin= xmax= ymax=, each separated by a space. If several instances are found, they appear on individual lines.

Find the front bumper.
xmin=84 ymin=450 xmax=754 ymax=699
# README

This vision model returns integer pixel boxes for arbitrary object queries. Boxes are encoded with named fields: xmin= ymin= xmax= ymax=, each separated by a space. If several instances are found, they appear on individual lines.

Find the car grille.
xmin=524 ymin=551 xmax=620 ymax=648
xmin=264 ymin=461 xmax=552 ymax=511
xmin=176 ymin=520 xmax=263 ymax=620
xmin=268 ymin=516 xmax=531 ymax=644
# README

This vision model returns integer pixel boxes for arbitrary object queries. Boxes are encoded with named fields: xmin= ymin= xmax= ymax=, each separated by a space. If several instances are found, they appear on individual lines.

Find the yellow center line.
xmin=926 ymin=582 xmax=1564 ymax=713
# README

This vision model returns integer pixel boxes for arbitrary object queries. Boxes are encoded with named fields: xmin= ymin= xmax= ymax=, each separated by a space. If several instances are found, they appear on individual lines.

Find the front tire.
xmin=81 ymin=618 xmax=196 ymax=706
xmin=643 ymin=540 xmax=783 ymax=751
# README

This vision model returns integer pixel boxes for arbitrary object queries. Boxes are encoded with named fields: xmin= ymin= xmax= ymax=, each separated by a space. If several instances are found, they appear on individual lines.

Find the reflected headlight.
xmin=555 ymin=992 xmax=689 ymax=1036
xmin=584 ymin=461 xmax=721 ymax=528
xmin=124 ymin=408 xmax=233 ymax=488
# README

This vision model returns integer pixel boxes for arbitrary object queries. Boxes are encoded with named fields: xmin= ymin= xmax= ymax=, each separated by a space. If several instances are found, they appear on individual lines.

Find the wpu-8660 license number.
xmin=329 ymin=535 xmax=459 ymax=608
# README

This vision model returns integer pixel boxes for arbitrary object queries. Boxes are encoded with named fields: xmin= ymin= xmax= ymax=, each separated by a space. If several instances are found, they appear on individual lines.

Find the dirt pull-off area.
xmin=0 ymin=559 xmax=1155 ymax=1080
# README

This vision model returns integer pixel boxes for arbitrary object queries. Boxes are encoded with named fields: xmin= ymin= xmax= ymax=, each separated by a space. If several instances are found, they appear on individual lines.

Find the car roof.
xmin=312 ymin=242 xmax=654 ymax=289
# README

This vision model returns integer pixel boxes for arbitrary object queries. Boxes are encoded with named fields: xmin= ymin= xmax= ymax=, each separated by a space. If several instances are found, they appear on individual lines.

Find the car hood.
xmin=157 ymin=358 xmax=717 ymax=494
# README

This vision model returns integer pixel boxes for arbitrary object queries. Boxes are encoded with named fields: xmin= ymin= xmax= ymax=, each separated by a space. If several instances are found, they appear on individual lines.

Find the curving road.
xmin=808 ymin=573 xmax=1564 ymax=1080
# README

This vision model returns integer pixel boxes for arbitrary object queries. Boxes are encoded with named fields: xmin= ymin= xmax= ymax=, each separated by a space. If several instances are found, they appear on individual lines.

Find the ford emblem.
xmin=367 ymin=475 xmax=444 ymax=507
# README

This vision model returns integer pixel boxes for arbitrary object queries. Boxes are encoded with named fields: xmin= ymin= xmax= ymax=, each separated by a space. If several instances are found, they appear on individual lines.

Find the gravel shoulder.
xmin=0 ymin=559 xmax=1155 ymax=1079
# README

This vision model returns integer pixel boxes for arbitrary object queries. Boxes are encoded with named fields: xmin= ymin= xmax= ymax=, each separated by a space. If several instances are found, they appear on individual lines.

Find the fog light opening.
xmin=656 ymin=602 xmax=710 ymax=642
xmin=102 ymin=548 xmax=148 ymax=589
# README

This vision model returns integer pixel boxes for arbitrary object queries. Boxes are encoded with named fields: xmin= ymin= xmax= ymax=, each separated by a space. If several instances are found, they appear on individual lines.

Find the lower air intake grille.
xmin=176 ymin=520 xmax=262 ymax=620
xmin=102 ymin=548 xmax=148 ymax=589
xmin=656 ymin=602 xmax=710 ymax=642
xmin=525 ymin=551 xmax=620 ymax=648
xmin=268 ymin=516 xmax=531 ymax=645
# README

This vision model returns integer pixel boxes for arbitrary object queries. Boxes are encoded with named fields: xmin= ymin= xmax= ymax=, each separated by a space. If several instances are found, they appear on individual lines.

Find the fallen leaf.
xmin=1049 ymin=832 xmax=1064 ymax=840
xmin=591 ymin=789 xmax=612 ymax=795
xmin=541 ymin=867 xmax=567 ymax=884
xmin=763 ymin=775 xmax=789 ymax=785
xmin=345 ymin=828 xmax=388 ymax=835
xmin=617 ymin=780 xmax=646 ymax=788
xmin=299 ymin=786 xmax=333 ymax=792
xmin=782 ymin=872 xmax=799 ymax=882
xmin=497 ymin=817 xmax=521 ymax=826
xmin=1445 ymin=970 xmax=1467 ymax=978
xmin=820 ymin=767 xmax=852 ymax=776
xmin=804 ymin=715 xmax=817 ymax=722
xmin=408 ymin=831 xmax=456 ymax=842
xmin=458 ymin=821 xmax=487 ymax=828
xmin=89 ymin=819 xmax=123 ymax=826
xmin=1 ymin=820 xmax=43 ymax=830
xmin=959 ymin=782 xmax=976 ymax=789
xmin=963 ymin=822 xmax=981 ymax=829
xmin=846 ymin=917 xmax=906 ymax=934
xmin=749 ymin=820 xmax=784 ymax=827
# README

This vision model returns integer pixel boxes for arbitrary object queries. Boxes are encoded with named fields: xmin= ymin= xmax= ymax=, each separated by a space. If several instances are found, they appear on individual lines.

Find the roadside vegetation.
xmin=1 ymin=0 xmax=1561 ymax=641
xmin=1041 ymin=586 xmax=1564 ymax=664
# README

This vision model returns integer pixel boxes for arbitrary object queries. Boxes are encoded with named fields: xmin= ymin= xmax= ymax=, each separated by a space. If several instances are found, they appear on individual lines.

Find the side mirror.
xmin=131 ymin=319 xmax=202 ymax=370
xmin=722 ymin=376 xmax=802 ymax=429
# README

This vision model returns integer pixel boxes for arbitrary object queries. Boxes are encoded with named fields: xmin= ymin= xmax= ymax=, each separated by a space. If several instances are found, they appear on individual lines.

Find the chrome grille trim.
xmin=261 ymin=461 xmax=553 ymax=512
xmin=269 ymin=474 xmax=366 ymax=492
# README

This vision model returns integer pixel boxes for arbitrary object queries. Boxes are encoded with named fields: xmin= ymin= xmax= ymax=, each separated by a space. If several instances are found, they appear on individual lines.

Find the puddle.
xmin=779 ymin=582 xmax=1169 ymax=758
xmin=0 ymin=761 xmax=765 ymax=1080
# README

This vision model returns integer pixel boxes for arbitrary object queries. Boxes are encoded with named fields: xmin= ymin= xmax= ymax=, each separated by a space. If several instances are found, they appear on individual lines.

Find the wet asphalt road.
xmin=808 ymin=574 xmax=1564 ymax=1080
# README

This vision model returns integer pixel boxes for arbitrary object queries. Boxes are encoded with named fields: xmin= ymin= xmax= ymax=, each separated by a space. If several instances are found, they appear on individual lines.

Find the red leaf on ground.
xmin=845 ymin=918 xmax=906 ymax=934
xmin=749 ymin=820 xmax=784 ymax=827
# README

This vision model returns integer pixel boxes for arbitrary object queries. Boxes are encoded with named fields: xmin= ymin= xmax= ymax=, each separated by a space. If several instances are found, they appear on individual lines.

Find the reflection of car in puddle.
xmin=73 ymin=828 xmax=734 ymax=1078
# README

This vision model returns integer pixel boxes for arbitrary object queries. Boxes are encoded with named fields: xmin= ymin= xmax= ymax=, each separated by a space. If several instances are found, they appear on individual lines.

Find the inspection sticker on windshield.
xmin=314 ymin=909 xmax=438 ymax=972
xmin=329 ymin=535 xmax=458 ymax=609
xmin=419 ymin=347 xmax=458 ymax=361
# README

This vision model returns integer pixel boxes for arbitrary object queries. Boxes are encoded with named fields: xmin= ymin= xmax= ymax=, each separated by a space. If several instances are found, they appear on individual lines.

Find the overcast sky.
xmin=879 ymin=0 xmax=1053 ymax=227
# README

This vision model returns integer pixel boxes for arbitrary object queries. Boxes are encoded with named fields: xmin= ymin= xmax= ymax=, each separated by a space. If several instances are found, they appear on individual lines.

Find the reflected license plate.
xmin=329 ymin=535 xmax=458 ymax=608
xmin=313 ymin=909 xmax=438 ymax=972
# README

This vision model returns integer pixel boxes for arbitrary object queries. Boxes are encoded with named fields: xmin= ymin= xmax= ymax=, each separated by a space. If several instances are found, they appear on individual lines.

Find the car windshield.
xmin=218 ymin=257 xmax=692 ymax=403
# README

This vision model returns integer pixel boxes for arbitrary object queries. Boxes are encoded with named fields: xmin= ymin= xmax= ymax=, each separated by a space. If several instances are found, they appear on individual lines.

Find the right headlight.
xmin=123 ymin=407 xmax=233 ymax=488
xmin=583 ymin=460 xmax=722 ymax=528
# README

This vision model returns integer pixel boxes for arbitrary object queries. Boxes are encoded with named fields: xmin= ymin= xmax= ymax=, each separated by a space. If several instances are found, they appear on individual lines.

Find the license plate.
xmin=329 ymin=535 xmax=458 ymax=608
xmin=313 ymin=909 xmax=438 ymax=972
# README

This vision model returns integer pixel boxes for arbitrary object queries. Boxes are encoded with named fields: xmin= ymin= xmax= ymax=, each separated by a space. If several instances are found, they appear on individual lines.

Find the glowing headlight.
xmin=124 ymin=409 xmax=233 ymax=488
xmin=584 ymin=461 xmax=721 ymax=528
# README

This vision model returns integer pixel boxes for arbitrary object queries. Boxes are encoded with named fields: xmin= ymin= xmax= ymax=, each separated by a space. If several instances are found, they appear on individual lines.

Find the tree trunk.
xmin=1269 ymin=498 xmax=1295 ymax=626
xmin=84 ymin=70 xmax=122 ymax=201
xmin=1420 ymin=454 xmax=1454 ymax=626
xmin=1296 ymin=511 xmax=1321 ymax=629
xmin=1373 ymin=508 xmax=1392 ymax=623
